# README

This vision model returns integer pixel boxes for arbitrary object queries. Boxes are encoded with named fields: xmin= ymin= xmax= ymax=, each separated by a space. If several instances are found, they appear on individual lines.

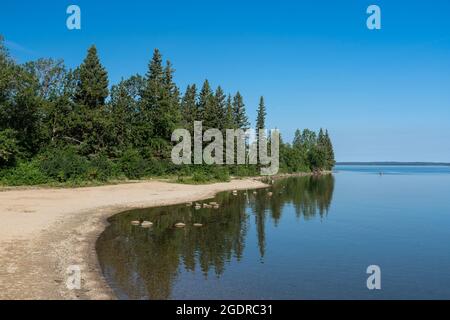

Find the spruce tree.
xmin=293 ymin=129 xmax=302 ymax=149
xmin=256 ymin=96 xmax=266 ymax=131
xmin=181 ymin=84 xmax=198 ymax=130
xmin=139 ymin=49 xmax=164 ymax=150
xmin=325 ymin=130 xmax=335 ymax=169
xmin=232 ymin=91 xmax=249 ymax=129
xmin=75 ymin=45 xmax=109 ymax=108
xmin=255 ymin=96 xmax=267 ymax=164
xmin=223 ymin=95 xmax=235 ymax=129
xmin=161 ymin=60 xmax=181 ymax=134
xmin=214 ymin=86 xmax=227 ymax=130
xmin=198 ymin=80 xmax=215 ymax=129
xmin=141 ymin=50 xmax=182 ymax=157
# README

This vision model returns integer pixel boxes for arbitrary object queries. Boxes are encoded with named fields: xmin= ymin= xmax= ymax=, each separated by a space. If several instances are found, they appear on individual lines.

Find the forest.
xmin=0 ymin=35 xmax=335 ymax=186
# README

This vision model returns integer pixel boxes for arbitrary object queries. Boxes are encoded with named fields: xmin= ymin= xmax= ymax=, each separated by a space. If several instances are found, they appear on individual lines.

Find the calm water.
xmin=96 ymin=165 xmax=450 ymax=299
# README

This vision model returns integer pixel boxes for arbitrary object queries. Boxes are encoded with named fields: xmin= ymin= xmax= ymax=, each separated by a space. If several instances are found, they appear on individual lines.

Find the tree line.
xmin=0 ymin=35 xmax=335 ymax=185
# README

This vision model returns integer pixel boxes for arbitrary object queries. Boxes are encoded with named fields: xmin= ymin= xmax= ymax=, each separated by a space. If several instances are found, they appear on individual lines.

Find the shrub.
xmin=0 ymin=129 xmax=20 ymax=168
xmin=118 ymin=149 xmax=147 ymax=179
xmin=212 ymin=167 xmax=230 ymax=182
xmin=192 ymin=171 xmax=209 ymax=183
xmin=39 ymin=147 xmax=89 ymax=182
xmin=87 ymin=153 xmax=116 ymax=181
xmin=0 ymin=160 xmax=50 ymax=186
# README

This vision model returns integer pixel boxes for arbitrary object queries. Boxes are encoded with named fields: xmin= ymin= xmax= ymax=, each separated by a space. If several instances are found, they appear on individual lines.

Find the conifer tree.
xmin=325 ymin=130 xmax=335 ymax=169
xmin=293 ymin=129 xmax=302 ymax=149
xmin=214 ymin=86 xmax=227 ymax=130
xmin=232 ymin=91 xmax=249 ymax=129
xmin=223 ymin=95 xmax=235 ymax=129
xmin=161 ymin=60 xmax=181 ymax=134
xmin=255 ymin=96 xmax=267 ymax=164
xmin=256 ymin=96 xmax=266 ymax=131
xmin=181 ymin=84 xmax=198 ymax=130
xmin=75 ymin=45 xmax=109 ymax=108
xmin=198 ymin=80 xmax=216 ymax=129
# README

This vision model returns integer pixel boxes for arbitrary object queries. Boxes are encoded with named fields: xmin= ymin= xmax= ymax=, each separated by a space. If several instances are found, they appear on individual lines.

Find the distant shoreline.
xmin=336 ymin=162 xmax=450 ymax=166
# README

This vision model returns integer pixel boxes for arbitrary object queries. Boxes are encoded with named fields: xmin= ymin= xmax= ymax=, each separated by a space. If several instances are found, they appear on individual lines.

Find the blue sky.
xmin=1 ymin=0 xmax=450 ymax=161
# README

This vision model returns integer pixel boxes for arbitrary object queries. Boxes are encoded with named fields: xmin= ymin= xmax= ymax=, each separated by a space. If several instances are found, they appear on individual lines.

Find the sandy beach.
xmin=0 ymin=179 xmax=268 ymax=300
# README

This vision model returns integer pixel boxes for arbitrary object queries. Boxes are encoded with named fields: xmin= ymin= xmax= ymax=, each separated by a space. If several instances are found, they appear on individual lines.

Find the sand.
xmin=0 ymin=179 xmax=267 ymax=300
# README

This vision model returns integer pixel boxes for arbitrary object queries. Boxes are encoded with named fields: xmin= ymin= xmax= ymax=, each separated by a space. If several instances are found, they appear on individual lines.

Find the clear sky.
xmin=1 ymin=0 xmax=449 ymax=162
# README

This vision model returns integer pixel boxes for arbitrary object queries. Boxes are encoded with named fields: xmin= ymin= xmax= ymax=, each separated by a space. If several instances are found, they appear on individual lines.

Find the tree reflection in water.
xmin=96 ymin=175 xmax=334 ymax=299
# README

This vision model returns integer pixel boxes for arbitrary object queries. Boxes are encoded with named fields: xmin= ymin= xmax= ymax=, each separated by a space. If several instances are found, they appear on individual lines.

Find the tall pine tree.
xmin=75 ymin=45 xmax=109 ymax=108
xmin=223 ymin=94 xmax=235 ymax=129
xmin=198 ymin=80 xmax=216 ymax=129
xmin=181 ymin=84 xmax=198 ymax=131
xmin=232 ymin=91 xmax=249 ymax=129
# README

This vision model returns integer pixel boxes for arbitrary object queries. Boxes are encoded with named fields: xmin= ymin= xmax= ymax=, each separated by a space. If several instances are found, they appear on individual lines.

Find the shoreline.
xmin=0 ymin=172 xmax=329 ymax=300
xmin=0 ymin=179 xmax=269 ymax=299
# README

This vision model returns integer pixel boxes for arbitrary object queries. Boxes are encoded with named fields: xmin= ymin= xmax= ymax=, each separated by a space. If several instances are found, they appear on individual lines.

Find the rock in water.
xmin=193 ymin=223 xmax=203 ymax=227
xmin=141 ymin=221 xmax=153 ymax=228
xmin=131 ymin=221 xmax=140 ymax=225
xmin=175 ymin=223 xmax=186 ymax=228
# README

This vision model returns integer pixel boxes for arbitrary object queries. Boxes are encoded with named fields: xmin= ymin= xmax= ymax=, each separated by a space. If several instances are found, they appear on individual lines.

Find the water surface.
xmin=97 ymin=166 xmax=450 ymax=299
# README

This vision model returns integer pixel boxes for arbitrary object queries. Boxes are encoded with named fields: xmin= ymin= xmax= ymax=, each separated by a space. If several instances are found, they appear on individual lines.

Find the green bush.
xmin=39 ymin=147 xmax=89 ymax=182
xmin=118 ymin=149 xmax=147 ymax=179
xmin=0 ymin=160 xmax=50 ymax=186
xmin=192 ymin=171 xmax=209 ymax=182
xmin=87 ymin=153 xmax=116 ymax=181
xmin=212 ymin=167 xmax=230 ymax=182
xmin=0 ymin=129 xmax=20 ymax=168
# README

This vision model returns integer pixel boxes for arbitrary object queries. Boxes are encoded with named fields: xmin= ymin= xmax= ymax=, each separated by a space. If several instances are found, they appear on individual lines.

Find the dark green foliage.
xmin=118 ymin=149 xmax=147 ymax=179
xmin=75 ymin=46 xmax=109 ymax=108
xmin=181 ymin=84 xmax=198 ymax=131
xmin=0 ymin=160 xmax=50 ymax=186
xmin=198 ymin=80 xmax=217 ymax=129
xmin=223 ymin=95 xmax=235 ymax=129
xmin=87 ymin=153 xmax=116 ymax=181
xmin=0 ymin=34 xmax=335 ymax=186
xmin=256 ymin=96 xmax=266 ymax=131
xmin=232 ymin=92 xmax=249 ymax=129
xmin=141 ymin=50 xmax=181 ymax=158
xmin=39 ymin=147 xmax=89 ymax=182
xmin=0 ymin=129 xmax=19 ymax=167
xmin=281 ymin=127 xmax=335 ymax=172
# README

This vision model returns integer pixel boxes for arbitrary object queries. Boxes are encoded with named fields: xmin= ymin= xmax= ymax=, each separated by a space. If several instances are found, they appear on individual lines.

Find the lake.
xmin=96 ymin=165 xmax=450 ymax=299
